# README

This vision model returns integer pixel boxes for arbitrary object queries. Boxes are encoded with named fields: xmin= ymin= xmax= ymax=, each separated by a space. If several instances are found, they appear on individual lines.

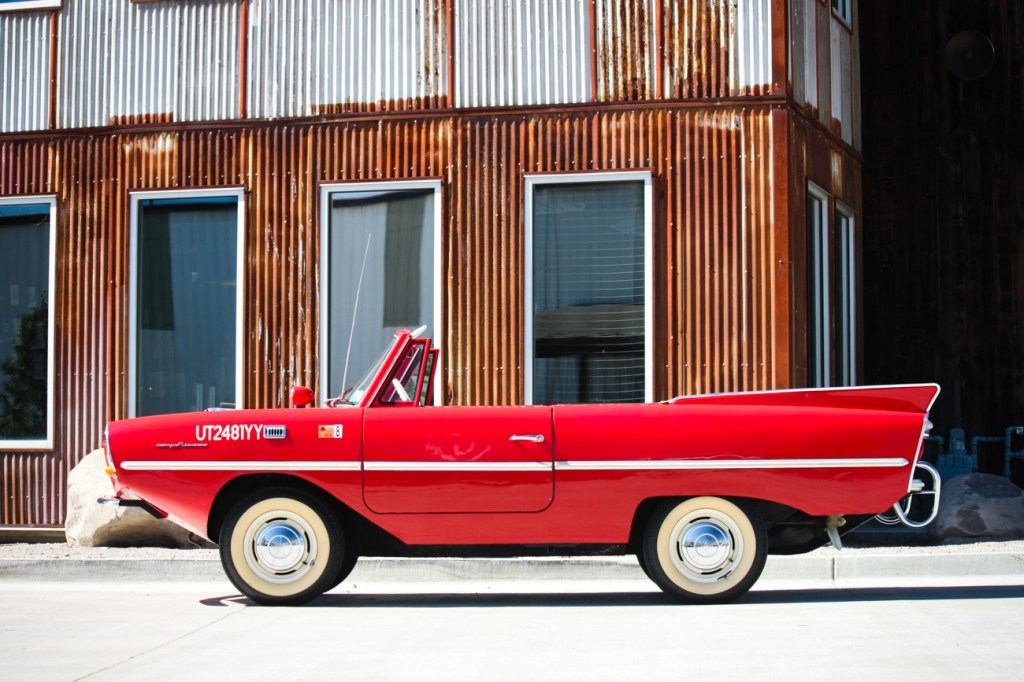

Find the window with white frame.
xmin=835 ymin=204 xmax=856 ymax=386
xmin=807 ymin=186 xmax=857 ymax=388
xmin=321 ymin=181 xmax=441 ymax=403
xmin=807 ymin=185 xmax=831 ymax=388
xmin=526 ymin=173 xmax=653 ymax=405
xmin=129 ymin=190 xmax=244 ymax=417
xmin=0 ymin=197 xmax=55 ymax=447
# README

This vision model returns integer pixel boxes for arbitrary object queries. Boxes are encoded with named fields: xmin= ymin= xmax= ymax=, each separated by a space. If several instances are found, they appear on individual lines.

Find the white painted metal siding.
xmin=729 ymin=0 xmax=771 ymax=93
xmin=247 ymin=0 xmax=447 ymax=118
xmin=455 ymin=0 xmax=590 ymax=108
xmin=58 ymin=0 xmax=239 ymax=129
xmin=790 ymin=0 xmax=818 ymax=110
xmin=0 ymin=11 xmax=50 ymax=133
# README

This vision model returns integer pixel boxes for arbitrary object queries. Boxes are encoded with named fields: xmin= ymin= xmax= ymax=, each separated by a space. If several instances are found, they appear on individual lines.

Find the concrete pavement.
xmin=3 ymin=540 xmax=1024 ymax=591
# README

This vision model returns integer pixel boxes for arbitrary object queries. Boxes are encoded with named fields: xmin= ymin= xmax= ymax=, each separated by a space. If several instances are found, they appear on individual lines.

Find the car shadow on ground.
xmin=199 ymin=584 xmax=1024 ymax=608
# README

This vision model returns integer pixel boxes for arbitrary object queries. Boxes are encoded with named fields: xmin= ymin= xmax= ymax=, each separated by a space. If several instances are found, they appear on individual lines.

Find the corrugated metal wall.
xmin=0 ymin=0 xmax=794 ymax=134
xmin=249 ymin=0 xmax=448 ymax=117
xmin=1 ymin=0 xmax=852 ymax=528
xmin=0 ymin=10 xmax=50 ymax=133
xmin=0 ymin=105 xmax=785 ymax=525
xmin=57 ymin=0 xmax=240 ymax=128
xmin=455 ymin=0 xmax=591 ymax=107
xmin=660 ymin=0 xmax=773 ymax=99
xmin=788 ymin=0 xmax=859 ymax=146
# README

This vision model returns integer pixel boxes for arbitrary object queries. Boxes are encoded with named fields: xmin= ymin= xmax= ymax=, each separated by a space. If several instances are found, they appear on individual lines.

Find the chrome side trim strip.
xmin=120 ymin=461 xmax=362 ymax=472
xmin=554 ymin=458 xmax=910 ymax=471
xmin=363 ymin=461 xmax=553 ymax=472
xmin=121 ymin=457 xmax=908 ymax=473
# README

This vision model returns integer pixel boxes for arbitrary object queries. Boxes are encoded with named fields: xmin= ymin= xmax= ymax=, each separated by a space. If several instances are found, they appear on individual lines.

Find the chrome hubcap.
xmin=254 ymin=522 xmax=306 ymax=573
xmin=679 ymin=521 xmax=731 ymax=572
xmin=242 ymin=510 xmax=318 ymax=584
xmin=669 ymin=510 xmax=743 ymax=583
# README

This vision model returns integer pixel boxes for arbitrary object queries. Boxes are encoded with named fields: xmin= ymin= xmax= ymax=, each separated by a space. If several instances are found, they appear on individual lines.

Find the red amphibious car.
xmin=102 ymin=328 xmax=941 ymax=605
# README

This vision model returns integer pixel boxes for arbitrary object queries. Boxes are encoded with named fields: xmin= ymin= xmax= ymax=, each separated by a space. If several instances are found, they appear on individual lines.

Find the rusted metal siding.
xmin=1 ymin=1 xmax=864 ymax=528
xmin=786 ymin=112 xmax=862 ymax=387
xmin=0 ymin=103 xmax=794 ymax=526
xmin=2 ymin=452 xmax=62 ymax=526
xmin=447 ymin=108 xmax=782 ymax=402
xmin=668 ymin=108 xmax=781 ymax=395
xmin=455 ymin=0 xmax=590 ymax=107
xmin=58 ymin=0 xmax=240 ymax=128
xmin=789 ymin=0 xmax=817 ymax=109
xmin=19 ymin=0 xmax=792 ymax=132
xmin=0 ymin=10 xmax=51 ymax=133
xmin=659 ymin=0 xmax=773 ymax=99
xmin=595 ymin=0 xmax=656 ymax=100
xmin=829 ymin=11 xmax=856 ymax=146
xmin=249 ymin=0 xmax=448 ymax=117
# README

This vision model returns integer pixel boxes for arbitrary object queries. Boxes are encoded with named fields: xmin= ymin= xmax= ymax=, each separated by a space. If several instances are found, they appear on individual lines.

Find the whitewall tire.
xmin=219 ymin=488 xmax=345 ymax=606
xmin=642 ymin=496 xmax=767 ymax=604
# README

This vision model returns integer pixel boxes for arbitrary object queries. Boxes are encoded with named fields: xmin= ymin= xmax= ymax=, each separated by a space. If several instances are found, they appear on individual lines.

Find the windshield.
xmin=333 ymin=341 xmax=393 ymax=406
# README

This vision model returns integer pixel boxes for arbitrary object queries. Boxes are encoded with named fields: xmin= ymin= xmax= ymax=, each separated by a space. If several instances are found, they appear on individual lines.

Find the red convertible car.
xmin=102 ymin=328 xmax=940 ymax=605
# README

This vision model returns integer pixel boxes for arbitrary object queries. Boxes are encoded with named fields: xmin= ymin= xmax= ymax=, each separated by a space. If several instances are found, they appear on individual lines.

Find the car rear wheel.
xmin=219 ymin=488 xmax=345 ymax=606
xmin=642 ymin=496 xmax=767 ymax=604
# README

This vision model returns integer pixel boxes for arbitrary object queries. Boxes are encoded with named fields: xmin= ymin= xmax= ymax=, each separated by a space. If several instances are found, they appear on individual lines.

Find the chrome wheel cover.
xmin=668 ymin=509 xmax=744 ymax=583
xmin=242 ymin=510 xmax=318 ymax=584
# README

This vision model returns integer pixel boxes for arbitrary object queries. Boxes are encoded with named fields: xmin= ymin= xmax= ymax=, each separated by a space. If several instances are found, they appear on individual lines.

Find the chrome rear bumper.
xmin=875 ymin=461 xmax=942 ymax=528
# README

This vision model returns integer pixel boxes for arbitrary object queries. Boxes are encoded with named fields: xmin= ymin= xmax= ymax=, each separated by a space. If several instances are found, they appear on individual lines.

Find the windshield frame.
xmin=330 ymin=328 xmax=421 ymax=408
xmin=333 ymin=343 xmax=394 ymax=406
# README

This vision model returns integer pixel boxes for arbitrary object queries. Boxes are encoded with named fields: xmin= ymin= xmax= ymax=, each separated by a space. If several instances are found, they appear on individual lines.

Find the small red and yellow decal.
xmin=318 ymin=425 xmax=344 ymax=439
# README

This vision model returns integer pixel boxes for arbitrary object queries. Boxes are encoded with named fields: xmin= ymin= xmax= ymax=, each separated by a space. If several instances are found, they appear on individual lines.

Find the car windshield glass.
xmin=334 ymin=340 xmax=395 ymax=406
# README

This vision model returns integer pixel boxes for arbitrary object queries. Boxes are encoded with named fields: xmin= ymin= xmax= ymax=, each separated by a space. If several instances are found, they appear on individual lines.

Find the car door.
xmin=362 ymin=406 xmax=554 ymax=513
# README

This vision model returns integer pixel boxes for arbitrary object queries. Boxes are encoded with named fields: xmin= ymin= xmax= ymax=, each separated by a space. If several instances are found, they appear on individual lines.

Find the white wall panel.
xmin=455 ymin=0 xmax=590 ymax=108
xmin=247 ymin=0 xmax=446 ymax=118
xmin=729 ymin=0 xmax=771 ymax=93
xmin=58 ymin=0 xmax=239 ymax=129
xmin=0 ymin=11 xmax=50 ymax=133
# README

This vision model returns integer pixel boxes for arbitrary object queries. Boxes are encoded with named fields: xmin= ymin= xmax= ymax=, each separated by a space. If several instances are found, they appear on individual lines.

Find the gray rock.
xmin=65 ymin=449 xmax=204 ymax=548
xmin=934 ymin=472 xmax=1024 ymax=539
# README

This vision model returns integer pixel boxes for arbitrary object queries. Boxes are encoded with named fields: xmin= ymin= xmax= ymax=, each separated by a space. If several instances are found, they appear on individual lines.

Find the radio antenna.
xmin=340 ymin=233 xmax=372 ymax=398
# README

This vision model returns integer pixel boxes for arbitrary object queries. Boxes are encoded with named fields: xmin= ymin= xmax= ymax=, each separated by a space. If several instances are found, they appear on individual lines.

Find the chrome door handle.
xmin=509 ymin=434 xmax=545 ymax=443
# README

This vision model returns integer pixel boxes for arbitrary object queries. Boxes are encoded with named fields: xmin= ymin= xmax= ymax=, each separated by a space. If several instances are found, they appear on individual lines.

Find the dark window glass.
xmin=836 ymin=211 xmax=856 ymax=386
xmin=136 ymin=197 xmax=238 ymax=415
xmin=327 ymin=189 xmax=435 ymax=399
xmin=532 ymin=181 xmax=645 ymax=404
xmin=808 ymin=193 xmax=830 ymax=387
xmin=0 ymin=203 xmax=50 ymax=440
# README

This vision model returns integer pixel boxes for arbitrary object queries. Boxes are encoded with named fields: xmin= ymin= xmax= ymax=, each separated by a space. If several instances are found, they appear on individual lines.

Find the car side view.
xmin=102 ymin=328 xmax=941 ymax=605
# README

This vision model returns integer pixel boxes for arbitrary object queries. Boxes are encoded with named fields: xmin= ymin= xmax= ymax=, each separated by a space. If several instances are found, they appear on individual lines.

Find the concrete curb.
xmin=3 ymin=551 xmax=1024 ymax=588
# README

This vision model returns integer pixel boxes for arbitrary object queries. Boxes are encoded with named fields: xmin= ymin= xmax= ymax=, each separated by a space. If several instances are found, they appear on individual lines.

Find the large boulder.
xmin=934 ymin=472 xmax=1024 ymax=539
xmin=65 ymin=449 xmax=205 ymax=548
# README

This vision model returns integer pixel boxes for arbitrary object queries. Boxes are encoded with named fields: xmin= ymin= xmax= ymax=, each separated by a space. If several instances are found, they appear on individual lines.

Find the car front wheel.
xmin=219 ymin=488 xmax=345 ymax=606
xmin=642 ymin=496 xmax=767 ymax=604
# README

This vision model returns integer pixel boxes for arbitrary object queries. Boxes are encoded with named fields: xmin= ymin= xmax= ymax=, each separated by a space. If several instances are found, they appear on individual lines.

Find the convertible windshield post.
xmin=331 ymin=329 xmax=422 ymax=407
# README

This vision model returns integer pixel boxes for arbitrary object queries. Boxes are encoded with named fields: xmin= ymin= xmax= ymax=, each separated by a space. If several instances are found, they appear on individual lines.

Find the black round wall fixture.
xmin=945 ymin=30 xmax=996 ymax=80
